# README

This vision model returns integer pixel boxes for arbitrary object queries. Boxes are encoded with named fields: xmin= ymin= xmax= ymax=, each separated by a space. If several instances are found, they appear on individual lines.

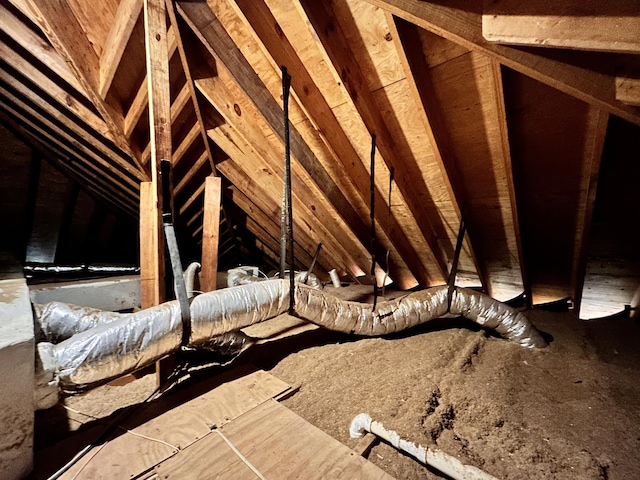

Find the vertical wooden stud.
xmin=201 ymin=175 xmax=222 ymax=292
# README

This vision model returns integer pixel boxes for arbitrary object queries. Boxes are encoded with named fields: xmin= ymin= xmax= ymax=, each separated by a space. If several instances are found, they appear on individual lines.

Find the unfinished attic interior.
xmin=1 ymin=0 xmax=640 ymax=478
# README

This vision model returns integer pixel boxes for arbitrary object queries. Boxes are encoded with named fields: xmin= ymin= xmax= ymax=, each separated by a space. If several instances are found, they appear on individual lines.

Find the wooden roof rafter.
xmin=177 ymin=0 xmax=411 ymax=284
xmin=24 ymin=0 xmax=149 ymax=176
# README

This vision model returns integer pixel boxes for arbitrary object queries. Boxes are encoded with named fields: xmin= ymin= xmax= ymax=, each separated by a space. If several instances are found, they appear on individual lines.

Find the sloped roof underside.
xmin=1 ymin=0 xmax=639 ymax=319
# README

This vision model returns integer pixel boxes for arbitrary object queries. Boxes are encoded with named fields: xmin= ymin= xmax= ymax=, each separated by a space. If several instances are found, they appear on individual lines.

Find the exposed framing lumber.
xmin=25 ymin=0 xmax=147 ymax=173
xmin=296 ymin=0 xmax=449 ymax=284
xmin=139 ymin=182 xmax=163 ymax=307
xmin=362 ymin=0 xmax=640 ymax=127
xmin=0 ymin=79 xmax=141 ymax=194
xmin=0 ymin=37 xmax=113 ymax=142
xmin=144 ymin=0 xmax=172 ymax=181
xmin=0 ymin=63 xmax=144 ymax=188
xmin=231 ymin=0 xmax=439 ymax=287
xmin=616 ymin=75 xmax=640 ymax=107
xmin=202 ymin=98 xmax=375 ymax=280
xmin=482 ymin=0 xmax=640 ymax=54
xmin=165 ymin=0 xmax=216 ymax=172
xmin=123 ymin=25 xmax=178 ymax=138
xmin=141 ymin=83 xmax=192 ymax=165
xmin=490 ymin=60 xmax=530 ymax=302
xmin=200 ymin=176 xmax=221 ymax=292
xmin=571 ymin=108 xmax=609 ymax=314
xmin=189 ymin=43 xmax=380 ymax=281
xmin=177 ymin=1 xmax=398 ymax=284
xmin=99 ymin=0 xmax=144 ymax=98
xmin=217 ymin=161 xmax=330 ymax=272
xmin=0 ymin=1 xmax=86 ymax=95
xmin=0 ymin=108 xmax=138 ymax=217
xmin=174 ymin=149 xmax=209 ymax=195
xmin=383 ymin=12 xmax=484 ymax=289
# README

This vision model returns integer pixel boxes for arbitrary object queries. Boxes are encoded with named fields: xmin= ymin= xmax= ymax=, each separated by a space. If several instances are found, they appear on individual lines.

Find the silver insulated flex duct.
xmin=34 ymin=280 xmax=547 ymax=407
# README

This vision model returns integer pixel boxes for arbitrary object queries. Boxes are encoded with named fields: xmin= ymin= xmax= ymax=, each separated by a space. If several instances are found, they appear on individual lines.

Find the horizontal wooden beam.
xmin=482 ymin=0 xmax=640 ymax=54
xmin=363 ymin=0 xmax=640 ymax=126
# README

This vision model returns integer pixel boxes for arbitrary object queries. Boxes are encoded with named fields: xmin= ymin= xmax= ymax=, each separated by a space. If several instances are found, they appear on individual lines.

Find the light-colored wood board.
xmin=65 ymin=0 xmax=119 ymax=58
xmin=384 ymin=15 xmax=484 ymax=289
xmin=232 ymin=0 xmax=431 ymax=288
xmin=154 ymin=431 xmax=262 ymax=479
xmin=99 ymin=0 xmax=144 ymax=98
xmin=330 ymin=0 xmax=405 ymax=91
xmin=570 ymin=108 xmax=608 ymax=313
xmin=166 ymin=0 xmax=216 ymax=173
xmin=28 ymin=0 xmax=144 ymax=167
xmin=123 ymin=25 xmax=178 ymax=138
xmin=144 ymin=0 xmax=172 ymax=183
xmin=296 ymin=0 xmax=452 ymax=285
xmin=482 ymin=0 xmax=640 ymax=54
xmin=55 ymin=368 xmax=289 ymax=480
xmin=580 ymin=259 xmax=640 ymax=320
xmin=0 ymin=2 xmax=87 ymax=95
xmin=174 ymin=150 xmax=209 ymax=195
xmin=201 ymin=176 xmax=221 ymax=292
xmin=139 ymin=181 xmax=164 ymax=309
xmin=219 ymin=399 xmax=394 ymax=479
xmin=363 ymin=0 xmax=640 ymax=127
xmin=195 ymin=75 xmax=376 ymax=279
xmin=179 ymin=1 xmax=381 ymax=281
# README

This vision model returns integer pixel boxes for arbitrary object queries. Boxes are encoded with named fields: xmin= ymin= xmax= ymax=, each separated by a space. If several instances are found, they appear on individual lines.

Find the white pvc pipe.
xmin=350 ymin=413 xmax=498 ymax=480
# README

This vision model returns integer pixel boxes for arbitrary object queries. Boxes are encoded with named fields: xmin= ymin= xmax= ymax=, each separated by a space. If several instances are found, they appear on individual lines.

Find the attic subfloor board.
xmin=155 ymin=399 xmax=394 ymax=480
xmin=34 ymin=367 xmax=290 ymax=480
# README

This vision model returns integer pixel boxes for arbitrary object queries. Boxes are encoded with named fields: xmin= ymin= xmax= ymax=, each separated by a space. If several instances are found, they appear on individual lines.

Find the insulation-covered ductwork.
xmin=34 ymin=280 xmax=547 ymax=406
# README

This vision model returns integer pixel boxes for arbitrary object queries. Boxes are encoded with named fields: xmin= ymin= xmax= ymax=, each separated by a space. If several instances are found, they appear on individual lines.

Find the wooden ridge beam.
xmin=177 ymin=1 xmax=395 ymax=283
xmin=26 ymin=0 xmax=148 ymax=174
xmin=231 ymin=0 xmax=439 ymax=288
xmin=362 ymin=0 xmax=640 ymax=127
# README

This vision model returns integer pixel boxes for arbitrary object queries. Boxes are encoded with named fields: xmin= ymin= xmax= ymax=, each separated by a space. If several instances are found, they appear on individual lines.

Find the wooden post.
xmin=144 ymin=0 xmax=172 ymax=387
xmin=201 ymin=176 xmax=222 ymax=292
xmin=139 ymin=182 xmax=163 ymax=309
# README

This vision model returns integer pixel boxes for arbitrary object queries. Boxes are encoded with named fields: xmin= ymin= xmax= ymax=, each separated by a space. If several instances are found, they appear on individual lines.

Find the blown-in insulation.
xmin=34 ymin=280 xmax=547 ymax=402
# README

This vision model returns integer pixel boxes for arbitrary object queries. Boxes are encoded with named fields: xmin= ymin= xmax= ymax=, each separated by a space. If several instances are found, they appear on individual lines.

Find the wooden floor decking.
xmin=32 ymin=366 xmax=392 ymax=480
